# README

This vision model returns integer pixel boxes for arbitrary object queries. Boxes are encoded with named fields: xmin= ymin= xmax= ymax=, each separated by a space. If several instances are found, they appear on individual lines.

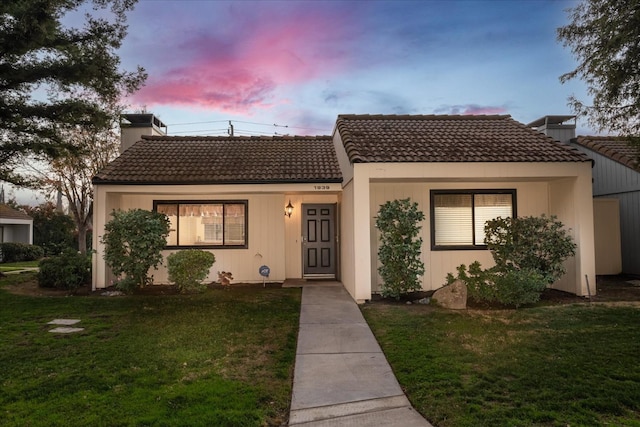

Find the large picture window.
xmin=154 ymin=200 xmax=248 ymax=249
xmin=431 ymin=190 xmax=515 ymax=249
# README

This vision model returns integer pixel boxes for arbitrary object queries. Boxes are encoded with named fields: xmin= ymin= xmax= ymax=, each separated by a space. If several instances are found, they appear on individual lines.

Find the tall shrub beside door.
xmin=375 ymin=198 xmax=425 ymax=300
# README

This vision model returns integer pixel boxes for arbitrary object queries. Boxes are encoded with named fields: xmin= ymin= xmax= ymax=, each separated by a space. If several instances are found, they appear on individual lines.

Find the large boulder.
xmin=432 ymin=279 xmax=467 ymax=310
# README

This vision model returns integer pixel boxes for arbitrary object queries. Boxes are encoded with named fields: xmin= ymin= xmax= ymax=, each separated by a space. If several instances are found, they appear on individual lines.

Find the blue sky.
xmin=120 ymin=0 xmax=590 ymax=137
xmin=9 ymin=0 xmax=594 ymax=204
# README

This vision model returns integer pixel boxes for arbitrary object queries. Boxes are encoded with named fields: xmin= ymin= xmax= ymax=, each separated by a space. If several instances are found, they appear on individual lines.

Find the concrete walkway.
xmin=288 ymin=281 xmax=432 ymax=426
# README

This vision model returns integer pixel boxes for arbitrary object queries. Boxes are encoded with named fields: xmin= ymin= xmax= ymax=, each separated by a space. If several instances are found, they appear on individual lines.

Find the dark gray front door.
xmin=302 ymin=204 xmax=336 ymax=278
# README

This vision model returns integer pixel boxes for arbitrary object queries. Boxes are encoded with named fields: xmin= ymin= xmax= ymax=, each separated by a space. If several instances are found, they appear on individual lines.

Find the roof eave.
xmin=92 ymin=178 xmax=344 ymax=186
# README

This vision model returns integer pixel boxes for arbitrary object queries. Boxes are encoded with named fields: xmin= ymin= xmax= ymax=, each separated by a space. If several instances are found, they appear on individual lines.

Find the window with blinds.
xmin=154 ymin=200 xmax=248 ymax=248
xmin=431 ymin=190 xmax=515 ymax=249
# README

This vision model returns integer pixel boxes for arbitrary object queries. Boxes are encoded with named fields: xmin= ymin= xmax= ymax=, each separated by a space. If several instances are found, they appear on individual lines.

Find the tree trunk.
xmin=77 ymin=224 xmax=87 ymax=255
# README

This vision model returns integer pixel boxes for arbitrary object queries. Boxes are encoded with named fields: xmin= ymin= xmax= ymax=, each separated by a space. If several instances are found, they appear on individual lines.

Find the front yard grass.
xmin=0 ymin=260 xmax=40 ymax=272
xmin=362 ymin=303 xmax=640 ymax=426
xmin=0 ymin=273 xmax=300 ymax=426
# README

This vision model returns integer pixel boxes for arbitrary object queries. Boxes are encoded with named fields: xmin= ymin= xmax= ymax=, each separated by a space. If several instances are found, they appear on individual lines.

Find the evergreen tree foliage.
xmin=22 ymin=202 xmax=75 ymax=256
xmin=0 ymin=0 xmax=146 ymax=184
xmin=557 ymin=0 xmax=640 ymax=137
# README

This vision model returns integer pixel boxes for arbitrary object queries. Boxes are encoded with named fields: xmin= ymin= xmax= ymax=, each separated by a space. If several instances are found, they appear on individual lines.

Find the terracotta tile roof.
xmin=336 ymin=114 xmax=590 ymax=163
xmin=0 ymin=204 xmax=32 ymax=221
xmin=574 ymin=136 xmax=640 ymax=170
xmin=93 ymin=135 xmax=342 ymax=185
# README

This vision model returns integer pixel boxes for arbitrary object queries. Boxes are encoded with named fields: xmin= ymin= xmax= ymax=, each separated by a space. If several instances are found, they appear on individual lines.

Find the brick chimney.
xmin=527 ymin=115 xmax=576 ymax=144
xmin=120 ymin=113 xmax=167 ymax=153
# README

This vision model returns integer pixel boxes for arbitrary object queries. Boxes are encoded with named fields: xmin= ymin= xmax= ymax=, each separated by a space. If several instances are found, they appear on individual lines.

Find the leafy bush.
xmin=449 ymin=262 xmax=546 ymax=308
xmin=375 ymin=198 xmax=425 ymax=300
xmin=101 ymin=209 xmax=170 ymax=292
xmin=38 ymin=250 xmax=91 ymax=292
xmin=0 ymin=242 xmax=44 ymax=263
xmin=485 ymin=215 xmax=577 ymax=285
xmin=22 ymin=202 xmax=75 ymax=256
xmin=448 ymin=215 xmax=577 ymax=308
xmin=167 ymin=250 xmax=216 ymax=293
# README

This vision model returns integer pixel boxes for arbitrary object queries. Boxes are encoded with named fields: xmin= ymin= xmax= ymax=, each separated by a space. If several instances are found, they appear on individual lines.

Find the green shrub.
xmin=449 ymin=262 xmax=547 ymax=308
xmin=375 ymin=198 xmax=425 ymax=300
xmin=0 ymin=242 xmax=44 ymax=263
xmin=38 ymin=250 xmax=91 ymax=292
xmin=167 ymin=250 xmax=216 ymax=293
xmin=101 ymin=209 xmax=170 ymax=292
xmin=485 ymin=214 xmax=577 ymax=285
xmin=448 ymin=215 xmax=577 ymax=308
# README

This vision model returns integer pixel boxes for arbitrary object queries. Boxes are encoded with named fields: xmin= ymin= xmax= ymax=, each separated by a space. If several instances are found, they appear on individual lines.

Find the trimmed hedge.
xmin=0 ymin=242 xmax=44 ymax=263
xmin=38 ymin=250 xmax=91 ymax=291
xmin=167 ymin=250 xmax=215 ymax=293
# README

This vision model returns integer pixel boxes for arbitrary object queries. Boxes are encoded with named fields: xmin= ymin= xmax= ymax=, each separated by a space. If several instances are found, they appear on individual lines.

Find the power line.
xmin=165 ymin=118 xmax=330 ymax=133
xmin=166 ymin=120 xmax=229 ymax=126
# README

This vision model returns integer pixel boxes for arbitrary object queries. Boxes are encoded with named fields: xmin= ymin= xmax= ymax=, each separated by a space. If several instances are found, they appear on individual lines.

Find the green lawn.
xmin=362 ymin=303 xmax=640 ymax=427
xmin=0 ymin=260 xmax=40 ymax=272
xmin=0 ymin=273 xmax=300 ymax=426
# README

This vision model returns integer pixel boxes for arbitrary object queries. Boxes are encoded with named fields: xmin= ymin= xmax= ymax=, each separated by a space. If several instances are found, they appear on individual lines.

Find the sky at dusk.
xmin=119 ymin=0 xmax=591 ymax=137
xmin=7 ymin=0 xmax=596 ymax=204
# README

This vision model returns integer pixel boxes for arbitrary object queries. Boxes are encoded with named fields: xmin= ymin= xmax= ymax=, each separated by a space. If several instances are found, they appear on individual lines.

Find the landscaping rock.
xmin=416 ymin=297 xmax=431 ymax=305
xmin=432 ymin=280 xmax=467 ymax=310
xmin=101 ymin=290 xmax=125 ymax=297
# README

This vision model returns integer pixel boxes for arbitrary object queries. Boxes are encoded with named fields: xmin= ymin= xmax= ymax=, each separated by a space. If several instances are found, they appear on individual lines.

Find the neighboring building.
xmin=0 ymin=203 xmax=34 ymax=246
xmin=529 ymin=116 xmax=625 ymax=276
xmin=92 ymin=114 xmax=596 ymax=302
xmin=571 ymin=136 xmax=640 ymax=275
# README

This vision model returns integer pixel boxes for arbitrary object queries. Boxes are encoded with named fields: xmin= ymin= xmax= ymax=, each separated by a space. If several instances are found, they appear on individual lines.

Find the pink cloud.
xmin=435 ymin=104 xmax=508 ymax=115
xmin=131 ymin=3 xmax=357 ymax=114
xmin=461 ymin=105 xmax=508 ymax=115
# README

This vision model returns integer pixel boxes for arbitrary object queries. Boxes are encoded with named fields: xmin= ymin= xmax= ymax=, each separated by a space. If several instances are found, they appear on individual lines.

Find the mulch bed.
xmin=367 ymin=274 xmax=640 ymax=308
xmin=4 ymin=273 xmax=640 ymax=305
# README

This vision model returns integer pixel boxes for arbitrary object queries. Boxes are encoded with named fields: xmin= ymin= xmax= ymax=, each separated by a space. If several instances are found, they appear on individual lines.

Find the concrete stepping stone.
xmin=47 ymin=319 xmax=83 ymax=333
xmin=49 ymin=327 xmax=84 ymax=334
xmin=47 ymin=319 xmax=81 ymax=325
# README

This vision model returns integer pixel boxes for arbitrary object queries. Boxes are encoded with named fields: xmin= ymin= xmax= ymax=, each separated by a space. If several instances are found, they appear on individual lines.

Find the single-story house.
xmin=92 ymin=114 xmax=596 ymax=302
xmin=0 ymin=203 xmax=34 ymax=247
xmin=570 ymin=135 xmax=640 ymax=275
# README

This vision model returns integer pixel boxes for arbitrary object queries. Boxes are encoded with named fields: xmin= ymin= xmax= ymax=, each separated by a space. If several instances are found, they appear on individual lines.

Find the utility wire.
xmin=165 ymin=118 xmax=329 ymax=133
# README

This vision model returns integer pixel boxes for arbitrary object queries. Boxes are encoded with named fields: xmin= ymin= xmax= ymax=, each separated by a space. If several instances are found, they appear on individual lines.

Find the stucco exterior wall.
xmin=92 ymin=183 xmax=340 ymax=289
xmin=369 ymin=181 xmax=551 ymax=293
xmin=354 ymin=161 xmax=595 ymax=299
xmin=593 ymin=198 xmax=622 ymax=275
xmin=339 ymin=180 xmax=356 ymax=298
xmin=283 ymin=193 xmax=340 ymax=279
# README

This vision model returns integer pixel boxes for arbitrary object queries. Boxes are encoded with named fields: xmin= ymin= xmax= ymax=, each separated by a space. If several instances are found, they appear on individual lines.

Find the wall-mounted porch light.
xmin=285 ymin=200 xmax=294 ymax=218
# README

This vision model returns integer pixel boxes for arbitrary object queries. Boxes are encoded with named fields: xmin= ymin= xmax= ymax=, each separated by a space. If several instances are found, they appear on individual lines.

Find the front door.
xmin=302 ymin=204 xmax=336 ymax=278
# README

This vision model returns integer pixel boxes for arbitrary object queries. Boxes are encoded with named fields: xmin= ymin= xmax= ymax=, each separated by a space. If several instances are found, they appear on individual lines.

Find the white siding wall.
xmin=0 ymin=221 xmax=32 ymax=244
